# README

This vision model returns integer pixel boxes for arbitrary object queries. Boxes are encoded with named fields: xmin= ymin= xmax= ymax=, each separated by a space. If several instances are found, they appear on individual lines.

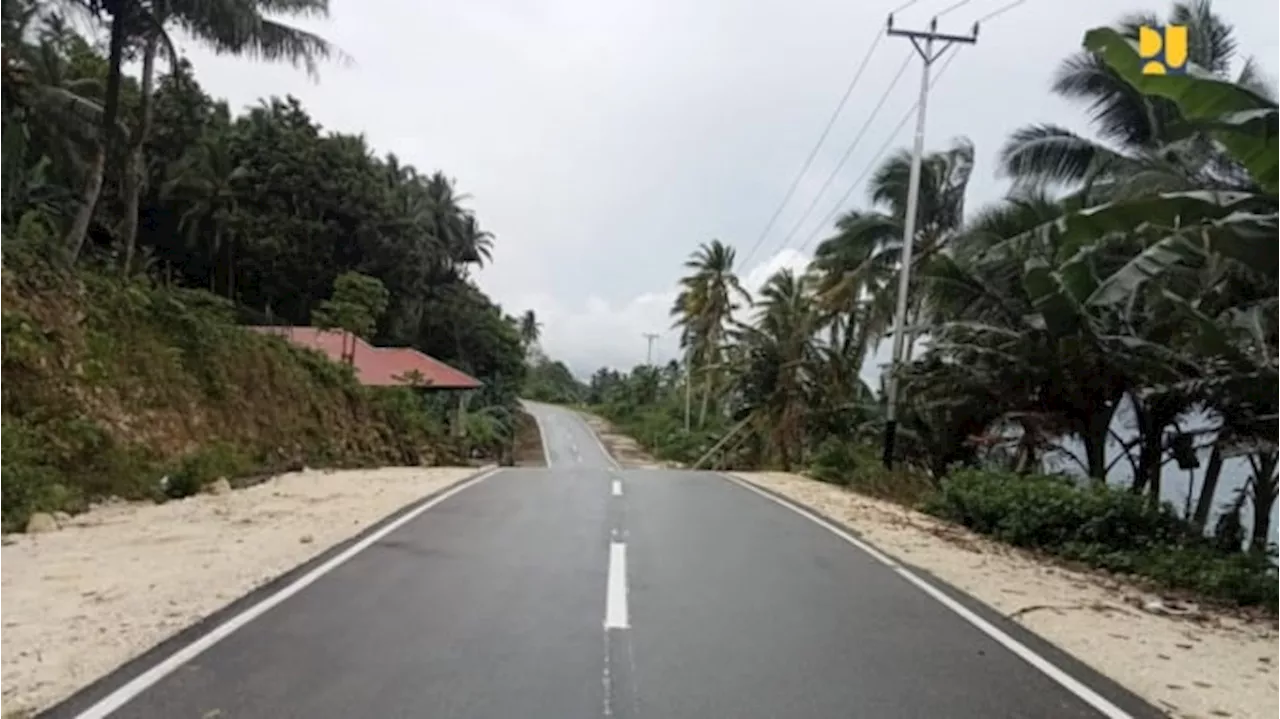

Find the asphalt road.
xmin=49 ymin=402 xmax=1161 ymax=719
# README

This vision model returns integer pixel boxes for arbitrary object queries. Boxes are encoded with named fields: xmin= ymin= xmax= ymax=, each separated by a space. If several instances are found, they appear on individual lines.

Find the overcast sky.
xmin=176 ymin=0 xmax=1278 ymax=379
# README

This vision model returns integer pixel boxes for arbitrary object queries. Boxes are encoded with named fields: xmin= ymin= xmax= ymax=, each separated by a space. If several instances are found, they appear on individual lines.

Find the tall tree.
xmin=670 ymin=239 xmax=749 ymax=427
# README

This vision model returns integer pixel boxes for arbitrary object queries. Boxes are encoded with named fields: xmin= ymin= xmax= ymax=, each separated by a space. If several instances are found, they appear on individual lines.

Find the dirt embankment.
xmin=511 ymin=410 xmax=547 ymax=467
xmin=0 ymin=466 xmax=482 ymax=716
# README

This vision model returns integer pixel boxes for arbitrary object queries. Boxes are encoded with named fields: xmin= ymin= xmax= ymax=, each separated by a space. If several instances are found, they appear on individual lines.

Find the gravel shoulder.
xmin=0 ymin=465 xmax=480 ymax=716
xmin=733 ymin=471 xmax=1279 ymax=719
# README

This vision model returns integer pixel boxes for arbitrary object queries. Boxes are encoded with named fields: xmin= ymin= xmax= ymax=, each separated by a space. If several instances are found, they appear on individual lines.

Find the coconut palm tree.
xmin=731 ymin=269 xmax=819 ymax=469
xmin=162 ymin=132 xmax=250 ymax=296
xmin=670 ymin=239 xmax=750 ymax=427
xmin=811 ymin=137 xmax=975 ymax=368
xmin=518 ymin=309 xmax=542 ymax=353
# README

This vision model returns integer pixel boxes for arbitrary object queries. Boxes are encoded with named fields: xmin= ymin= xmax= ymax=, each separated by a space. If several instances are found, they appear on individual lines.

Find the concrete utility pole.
xmin=642 ymin=333 xmax=660 ymax=366
xmin=881 ymin=15 xmax=978 ymax=470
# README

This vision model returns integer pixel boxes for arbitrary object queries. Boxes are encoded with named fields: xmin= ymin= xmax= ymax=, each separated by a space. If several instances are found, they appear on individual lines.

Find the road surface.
xmin=48 ymin=402 xmax=1160 ymax=719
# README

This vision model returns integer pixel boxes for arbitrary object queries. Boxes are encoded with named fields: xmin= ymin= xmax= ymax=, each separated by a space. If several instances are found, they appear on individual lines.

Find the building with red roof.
xmin=249 ymin=326 xmax=483 ymax=391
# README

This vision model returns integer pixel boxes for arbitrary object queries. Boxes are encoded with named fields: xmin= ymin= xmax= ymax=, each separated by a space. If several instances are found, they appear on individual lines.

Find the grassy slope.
xmin=1 ymin=260 xmax=448 ymax=530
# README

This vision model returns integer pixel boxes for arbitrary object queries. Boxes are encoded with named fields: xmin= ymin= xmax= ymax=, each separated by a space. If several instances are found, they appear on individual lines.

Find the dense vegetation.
xmin=591 ymin=3 xmax=1278 ymax=607
xmin=1 ymin=0 xmax=538 ymax=528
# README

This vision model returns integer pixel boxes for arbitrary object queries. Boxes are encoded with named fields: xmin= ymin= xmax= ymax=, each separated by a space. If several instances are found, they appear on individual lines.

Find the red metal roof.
xmin=249 ymin=326 xmax=483 ymax=390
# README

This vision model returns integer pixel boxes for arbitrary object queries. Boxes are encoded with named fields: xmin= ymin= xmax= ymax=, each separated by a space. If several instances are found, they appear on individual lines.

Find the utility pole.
xmin=881 ymin=15 xmax=978 ymax=469
xmin=642 ymin=332 xmax=659 ymax=366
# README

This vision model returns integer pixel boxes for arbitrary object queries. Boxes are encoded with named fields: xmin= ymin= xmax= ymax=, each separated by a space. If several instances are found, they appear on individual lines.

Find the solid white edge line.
xmin=717 ymin=473 xmax=1135 ymax=719
xmin=604 ymin=542 xmax=630 ymax=629
xmin=612 ymin=479 xmax=623 ymax=497
xmin=72 ymin=468 xmax=501 ymax=719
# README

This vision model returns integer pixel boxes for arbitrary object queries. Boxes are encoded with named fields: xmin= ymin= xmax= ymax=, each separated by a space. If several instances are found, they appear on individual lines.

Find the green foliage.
xmin=523 ymin=358 xmax=586 ymax=404
xmin=927 ymin=470 xmax=1187 ymax=548
xmin=165 ymin=442 xmax=253 ymax=499
xmin=1083 ymin=26 xmax=1278 ymax=192
xmin=311 ymin=271 xmax=390 ymax=339
xmin=809 ymin=439 xmax=938 ymax=506
xmin=2 ymin=419 xmax=82 ymax=530
xmin=927 ymin=469 xmax=1277 ymax=608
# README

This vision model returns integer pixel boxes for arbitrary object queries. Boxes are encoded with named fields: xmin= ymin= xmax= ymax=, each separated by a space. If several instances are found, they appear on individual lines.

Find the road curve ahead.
xmin=48 ymin=402 xmax=1161 ymax=719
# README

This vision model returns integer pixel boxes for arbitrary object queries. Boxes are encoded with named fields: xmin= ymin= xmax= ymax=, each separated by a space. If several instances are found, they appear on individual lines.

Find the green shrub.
xmin=165 ymin=442 xmax=252 ymax=499
xmin=2 ymin=420 xmax=79 ymax=530
xmin=810 ymin=438 xmax=858 ymax=485
xmin=926 ymin=469 xmax=1188 ymax=549
xmin=927 ymin=469 xmax=1277 ymax=608
xmin=808 ymin=440 xmax=938 ymax=505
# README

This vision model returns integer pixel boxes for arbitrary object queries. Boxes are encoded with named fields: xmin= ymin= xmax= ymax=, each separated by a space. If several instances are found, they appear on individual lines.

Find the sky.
xmin=174 ymin=0 xmax=1279 ymax=380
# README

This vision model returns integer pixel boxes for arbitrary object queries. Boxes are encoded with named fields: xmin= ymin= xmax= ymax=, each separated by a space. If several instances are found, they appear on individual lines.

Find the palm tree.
xmin=163 ymin=132 xmax=250 ymax=297
xmin=670 ymin=239 xmax=750 ymax=427
xmin=66 ymin=0 xmax=342 ymax=266
xmin=732 ymin=269 xmax=819 ymax=470
xmin=811 ymin=137 xmax=975 ymax=368
xmin=518 ymin=310 xmax=542 ymax=354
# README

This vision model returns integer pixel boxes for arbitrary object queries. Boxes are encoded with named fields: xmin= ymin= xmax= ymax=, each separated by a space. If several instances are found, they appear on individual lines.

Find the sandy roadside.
xmin=733 ymin=471 xmax=1279 ymax=719
xmin=0 ymin=465 xmax=483 ymax=716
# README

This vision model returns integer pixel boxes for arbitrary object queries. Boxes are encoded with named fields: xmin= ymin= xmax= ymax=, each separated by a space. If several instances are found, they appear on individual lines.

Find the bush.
xmin=808 ymin=439 xmax=938 ymax=505
xmin=927 ymin=469 xmax=1278 ymax=608
xmin=2 ymin=420 xmax=80 ymax=531
xmin=809 ymin=438 xmax=858 ymax=485
xmin=164 ymin=442 xmax=253 ymax=499
xmin=926 ymin=469 xmax=1188 ymax=549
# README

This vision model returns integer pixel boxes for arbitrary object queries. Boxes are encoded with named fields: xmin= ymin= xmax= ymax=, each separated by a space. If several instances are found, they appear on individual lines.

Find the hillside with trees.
xmin=1 ymin=0 xmax=537 ymax=529
xmin=590 ymin=3 xmax=1278 ymax=608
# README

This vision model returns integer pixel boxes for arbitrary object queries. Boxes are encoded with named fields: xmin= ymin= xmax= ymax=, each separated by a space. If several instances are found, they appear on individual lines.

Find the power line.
xmin=795 ymin=45 xmax=961 ymax=254
xmin=977 ymin=0 xmax=1026 ymax=23
xmin=794 ymin=0 xmax=1031 ymax=254
xmin=739 ymin=32 xmax=887 ymax=271
xmin=936 ymin=0 xmax=977 ymax=16
xmin=761 ymin=52 xmax=914 ymax=260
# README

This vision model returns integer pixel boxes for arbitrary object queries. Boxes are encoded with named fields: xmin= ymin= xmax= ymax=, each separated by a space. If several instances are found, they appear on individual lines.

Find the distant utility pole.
xmin=642 ymin=332 xmax=660 ymax=366
xmin=881 ymin=15 xmax=978 ymax=470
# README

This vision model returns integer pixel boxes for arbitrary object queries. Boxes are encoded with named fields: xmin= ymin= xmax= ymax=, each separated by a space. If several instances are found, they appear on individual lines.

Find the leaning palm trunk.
xmin=119 ymin=34 xmax=160 ymax=276
xmin=65 ymin=10 xmax=127 ymax=259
